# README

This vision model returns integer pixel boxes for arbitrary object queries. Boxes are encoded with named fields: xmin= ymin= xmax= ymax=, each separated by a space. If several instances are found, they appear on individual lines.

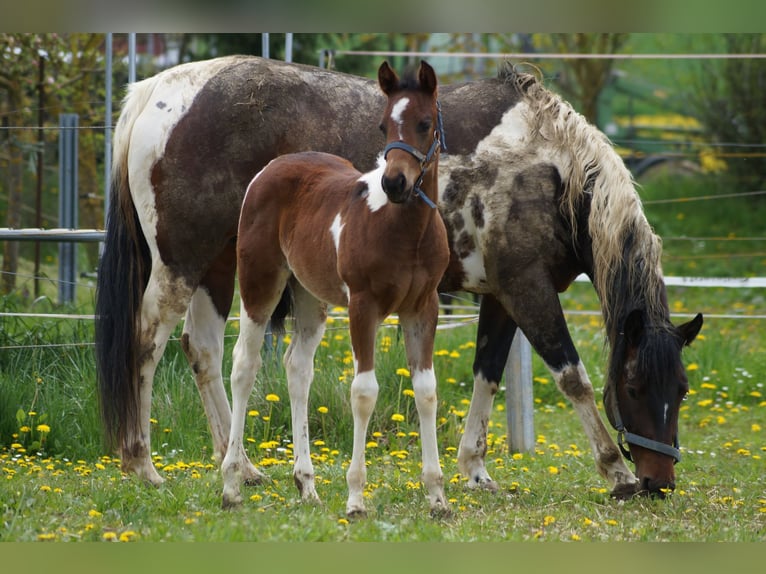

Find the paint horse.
xmin=220 ymin=61 xmax=449 ymax=516
xmin=96 ymin=55 xmax=702 ymax=501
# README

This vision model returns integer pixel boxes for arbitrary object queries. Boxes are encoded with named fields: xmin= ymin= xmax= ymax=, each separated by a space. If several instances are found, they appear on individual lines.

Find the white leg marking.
xmin=221 ymin=314 xmax=268 ymax=508
xmin=285 ymin=316 xmax=326 ymax=502
xmin=412 ymin=368 xmax=448 ymax=513
xmin=457 ymin=372 xmax=498 ymax=490
xmin=183 ymin=288 xmax=231 ymax=464
xmin=346 ymin=370 xmax=379 ymax=516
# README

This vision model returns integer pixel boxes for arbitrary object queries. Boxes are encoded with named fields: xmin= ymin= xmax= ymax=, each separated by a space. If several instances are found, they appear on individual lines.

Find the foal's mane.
xmin=498 ymin=63 xmax=667 ymax=336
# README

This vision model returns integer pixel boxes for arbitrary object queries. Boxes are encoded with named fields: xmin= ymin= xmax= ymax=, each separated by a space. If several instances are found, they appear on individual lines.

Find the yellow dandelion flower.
xmin=543 ymin=515 xmax=556 ymax=526
xmin=571 ymin=534 xmax=581 ymax=541
xmin=366 ymin=441 xmax=378 ymax=448
xmin=88 ymin=509 xmax=103 ymax=518
xmin=547 ymin=466 xmax=559 ymax=475
xmin=265 ymin=394 xmax=280 ymax=402
xmin=686 ymin=363 xmax=699 ymax=371
xmin=248 ymin=410 xmax=260 ymax=417
xmin=752 ymin=423 xmax=762 ymax=432
xmin=36 ymin=424 xmax=51 ymax=434
xmin=19 ymin=426 xmax=31 ymax=433
xmin=37 ymin=533 xmax=56 ymax=541
xmin=39 ymin=485 xmax=51 ymax=492
xmin=338 ymin=518 xmax=349 ymax=525
xmin=102 ymin=532 xmax=117 ymax=542
xmin=119 ymin=531 xmax=137 ymax=542
xmin=317 ymin=406 xmax=329 ymax=414
xmin=391 ymin=413 xmax=405 ymax=422
xmin=402 ymin=389 xmax=415 ymax=398
xmin=396 ymin=368 xmax=411 ymax=377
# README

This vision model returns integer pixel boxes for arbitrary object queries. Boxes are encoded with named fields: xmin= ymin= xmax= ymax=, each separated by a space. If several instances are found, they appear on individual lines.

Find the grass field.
xmin=1 ymin=172 xmax=765 ymax=543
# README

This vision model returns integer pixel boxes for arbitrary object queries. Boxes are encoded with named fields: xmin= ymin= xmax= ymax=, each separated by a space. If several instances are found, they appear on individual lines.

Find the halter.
xmin=383 ymin=100 xmax=447 ymax=209
xmin=606 ymin=392 xmax=682 ymax=464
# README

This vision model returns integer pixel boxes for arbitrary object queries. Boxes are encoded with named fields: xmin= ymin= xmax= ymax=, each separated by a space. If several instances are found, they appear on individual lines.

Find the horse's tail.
xmin=95 ymin=80 xmax=154 ymax=454
xmin=269 ymin=285 xmax=293 ymax=337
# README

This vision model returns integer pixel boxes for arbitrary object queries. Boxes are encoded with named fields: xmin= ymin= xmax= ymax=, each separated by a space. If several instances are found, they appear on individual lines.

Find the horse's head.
xmin=604 ymin=310 xmax=703 ymax=497
xmin=377 ymin=60 xmax=442 ymax=206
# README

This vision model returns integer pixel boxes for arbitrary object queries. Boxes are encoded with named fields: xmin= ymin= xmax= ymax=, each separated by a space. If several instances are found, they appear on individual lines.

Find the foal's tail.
xmin=94 ymin=80 xmax=153 ymax=454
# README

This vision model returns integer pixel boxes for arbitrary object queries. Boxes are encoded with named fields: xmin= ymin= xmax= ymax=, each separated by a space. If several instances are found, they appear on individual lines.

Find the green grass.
xmin=1 ymin=173 xmax=765 ymax=542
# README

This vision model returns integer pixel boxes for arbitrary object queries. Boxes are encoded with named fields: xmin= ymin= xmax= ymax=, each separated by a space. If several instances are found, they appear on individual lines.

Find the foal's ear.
xmin=378 ymin=61 xmax=400 ymax=96
xmin=418 ymin=60 xmax=438 ymax=95
xmin=677 ymin=313 xmax=703 ymax=347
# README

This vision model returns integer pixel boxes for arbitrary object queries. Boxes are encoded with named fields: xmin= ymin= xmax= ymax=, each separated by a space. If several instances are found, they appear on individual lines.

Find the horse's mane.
xmin=498 ymin=62 xmax=667 ymax=336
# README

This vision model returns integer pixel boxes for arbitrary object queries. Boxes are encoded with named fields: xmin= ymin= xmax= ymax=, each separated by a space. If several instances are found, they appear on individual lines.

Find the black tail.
xmin=269 ymin=284 xmax=293 ymax=337
xmin=94 ymin=162 xmax=151 ymax=454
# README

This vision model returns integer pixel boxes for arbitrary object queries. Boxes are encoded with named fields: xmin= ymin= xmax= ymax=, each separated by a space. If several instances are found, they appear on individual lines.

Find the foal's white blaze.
xmin=390 ymin=97 xmax=410 ymax=140
xmin=359 ymin=155 xmax=389 ymax=212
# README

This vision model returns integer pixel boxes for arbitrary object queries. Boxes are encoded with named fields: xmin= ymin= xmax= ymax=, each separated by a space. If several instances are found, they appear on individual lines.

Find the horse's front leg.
xmin=345 ymin=297 xmax=381 ymax=517
xmin=458 ymin=294 xmax=514 ymax=491
xmin=400 ymin=295 xmax=450 ymax=517
xmin=286 ymin=286 xmax=327 ymax=503
xmin=221 ymin=314 xmax=268 ymax=509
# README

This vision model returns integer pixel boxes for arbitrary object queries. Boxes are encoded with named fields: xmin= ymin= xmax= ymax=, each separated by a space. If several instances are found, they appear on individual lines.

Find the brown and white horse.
xmin=221 ymin=61 xmax=449 ymax=516
xmin=95 ymin=55 xmax=702 ymax=500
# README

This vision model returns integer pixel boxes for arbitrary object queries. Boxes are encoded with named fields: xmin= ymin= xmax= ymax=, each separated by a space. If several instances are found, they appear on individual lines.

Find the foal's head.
xmin=377 ymin=61 xmax=441 ymax=205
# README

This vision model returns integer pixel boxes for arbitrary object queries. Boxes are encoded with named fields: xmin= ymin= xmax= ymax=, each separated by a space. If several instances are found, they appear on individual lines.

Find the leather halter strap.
xmin=382 ymin=100 xmax=446 ymax=209
xmin=610 ymin=402 xmax=682 ymax=464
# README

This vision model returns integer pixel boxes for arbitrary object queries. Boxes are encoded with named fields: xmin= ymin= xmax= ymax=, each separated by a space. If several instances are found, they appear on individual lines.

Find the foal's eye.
xmin=417 ymin=120 xmax=432 ymax=134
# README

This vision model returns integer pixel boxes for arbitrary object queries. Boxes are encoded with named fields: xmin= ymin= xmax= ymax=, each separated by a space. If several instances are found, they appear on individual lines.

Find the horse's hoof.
xmin=610 ymin=482 xmax=640 ymax=500
xmin=467 ymin=476 xmax=499 ymax=492
xmin=346 ymin=508 xmax=367 ymax=520
xmin=243 ymin=475 xmax=266 ymax=487
xmin=430 ymin=505 xmax=453 ymax=520
xmin=221 ymin=494 xmax=243 ymax=510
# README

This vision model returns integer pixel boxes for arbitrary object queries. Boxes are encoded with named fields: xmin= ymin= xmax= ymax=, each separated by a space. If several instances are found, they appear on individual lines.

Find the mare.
xmin=95 ymin=55 xmax=702 ymax=500
xmin=221 ymin=60 xmax=449 ymax=516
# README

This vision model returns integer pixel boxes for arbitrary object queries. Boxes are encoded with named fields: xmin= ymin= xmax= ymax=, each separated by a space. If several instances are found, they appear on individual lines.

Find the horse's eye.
xmin=417 ymin=120 xmax=432 ymax=134
xmin=626 ymin=386 xmax=639 ymax=400
xmin=379 ymin=123 xmax=387 ymax=135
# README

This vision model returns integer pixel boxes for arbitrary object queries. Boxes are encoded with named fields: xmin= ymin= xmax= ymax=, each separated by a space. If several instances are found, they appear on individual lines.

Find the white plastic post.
xmin=505 ymin=331 xmax=535 ymax=453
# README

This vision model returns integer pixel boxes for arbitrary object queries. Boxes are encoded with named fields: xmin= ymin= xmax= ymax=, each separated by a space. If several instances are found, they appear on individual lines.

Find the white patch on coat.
xmin=359 ymin=155 xmax=388 ymax=212
xmin=390 ymin=97 xmax=410 ymax=140
xmin=122 ymin=58 xmax=234 ymax=261
xmin=330 ymin=213 xmax=351 ymax=300
xmin=474 ymin=101 xmax=533 ymax=157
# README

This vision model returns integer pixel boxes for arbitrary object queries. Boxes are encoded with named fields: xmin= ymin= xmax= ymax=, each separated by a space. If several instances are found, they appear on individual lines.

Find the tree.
xmin=529 ymin=33 xmax=630 ymax=124
xmin=687 ymin=34 xmax=766 ymax=191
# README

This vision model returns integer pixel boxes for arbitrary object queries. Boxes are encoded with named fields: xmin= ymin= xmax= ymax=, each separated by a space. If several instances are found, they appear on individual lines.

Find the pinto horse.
xmin=221 ymin=61 xmax=448 ymax=515
xmin=96 ymin=55 xmax=702 ymax=500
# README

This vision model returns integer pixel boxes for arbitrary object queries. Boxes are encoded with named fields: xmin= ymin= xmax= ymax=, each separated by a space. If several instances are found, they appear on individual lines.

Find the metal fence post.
xmin=58 ymin=114 xmax=78 ymax=305
xmin=505 ymin=331 xmax=535 ymax=452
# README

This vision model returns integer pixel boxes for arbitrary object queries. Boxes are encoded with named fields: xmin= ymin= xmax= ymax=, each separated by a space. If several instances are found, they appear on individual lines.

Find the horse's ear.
xmin=378 ymin=61 xmax=399 ymax=96
xmin=677 ymin=313 xmax=703 ymax=347
xmin=623 ymin=309 xmax=645 ymax=347
xmin=418 ymin=60 xmax=438 ymax=95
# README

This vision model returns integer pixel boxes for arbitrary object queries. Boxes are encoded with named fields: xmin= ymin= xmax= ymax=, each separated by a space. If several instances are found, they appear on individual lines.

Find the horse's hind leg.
xmin=180 ymin=247 xmax=264 ymax=485
xmin=221 ymin=312 xmax=269 ymax=508
xmin=123 ymin=265 xmax=194 ymax=486
xmin=285 ymin=283 xmax=327 ymax=503
xmin=400 ymin=298 xmax=450 ymax=517
xmin=458 ymin=294 xmax=514 ymax=491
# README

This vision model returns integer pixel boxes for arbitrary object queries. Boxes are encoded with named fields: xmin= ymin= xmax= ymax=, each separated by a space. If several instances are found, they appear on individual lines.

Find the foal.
xmin=221 ymin=61 xmax=450 ymax=517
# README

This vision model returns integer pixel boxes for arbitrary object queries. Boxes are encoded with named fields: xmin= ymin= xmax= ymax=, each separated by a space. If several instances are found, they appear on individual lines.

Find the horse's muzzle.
xmin=381 ymin=172 xmax=411 ymax=203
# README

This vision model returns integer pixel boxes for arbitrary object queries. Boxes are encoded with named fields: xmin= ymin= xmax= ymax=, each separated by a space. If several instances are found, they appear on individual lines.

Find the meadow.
xmin=1 ymin=172 xmax=765 ymax=544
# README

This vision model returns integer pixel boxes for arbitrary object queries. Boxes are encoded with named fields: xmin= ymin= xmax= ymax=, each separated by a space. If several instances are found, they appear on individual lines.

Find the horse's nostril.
xmin=382 ymin=173 xmax=406 ymax=195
